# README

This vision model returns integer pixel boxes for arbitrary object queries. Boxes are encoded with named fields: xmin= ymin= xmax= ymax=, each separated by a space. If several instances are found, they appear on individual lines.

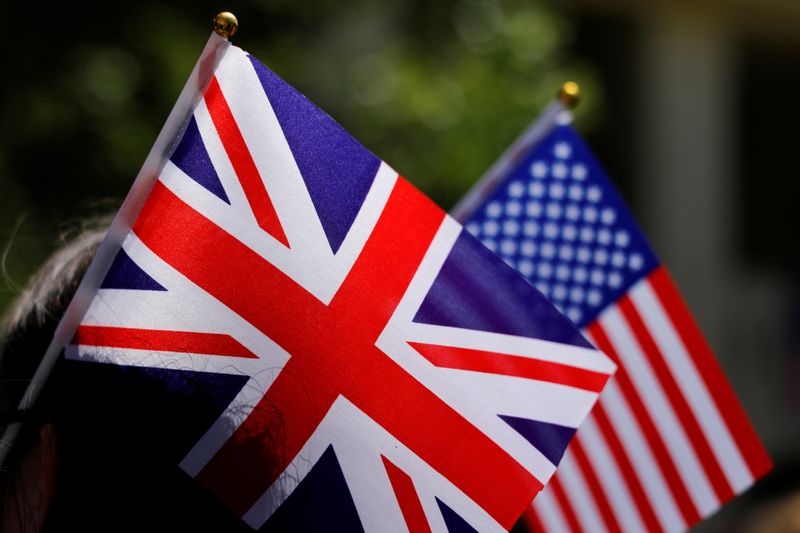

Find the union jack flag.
xmin=456 ymin=109 xmax=772 ymax=532
xmin=61 ymin=36 xmax=615 ymax=530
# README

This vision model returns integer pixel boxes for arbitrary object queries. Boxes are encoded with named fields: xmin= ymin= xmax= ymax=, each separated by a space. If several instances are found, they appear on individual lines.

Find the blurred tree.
xmin=0 ymin=0 xmax=600 ymax=311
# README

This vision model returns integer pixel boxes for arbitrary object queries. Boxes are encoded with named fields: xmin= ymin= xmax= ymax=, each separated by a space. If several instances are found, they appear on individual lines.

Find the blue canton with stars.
xmin=463 ymin=124 xmax=658 ymax=329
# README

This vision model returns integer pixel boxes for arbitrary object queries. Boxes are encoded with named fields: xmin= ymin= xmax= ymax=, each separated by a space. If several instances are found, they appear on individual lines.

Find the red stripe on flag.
xmin=74 ymin=325 xmax=258 ymax=358
xmin=382 ymin=456 xmax=432 ymax=533
xmin=569 ymin=436 xmax=622 ymax=533
xmin=592 ymin=402 xmax=662 ymax=533
xmin=134 ymin=180 xmax=540 ymax=527
xmin=649 ymin=267 xmax=772 ymax=479
xmin=409 ymin=343 xmax=609 ymax=392
xmin=589 ymin=321 xmax=700 ymax=526
xmin=548 ymin=476 xmax=582 ymax=532
xmin=204 ymin=76 xmax=289 ymax=247
xmin=618 ymin=295 xmax=735 ymax=503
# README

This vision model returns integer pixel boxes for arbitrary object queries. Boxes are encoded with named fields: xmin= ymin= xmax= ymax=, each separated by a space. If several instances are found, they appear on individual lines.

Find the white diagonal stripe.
xmin=216 ymin=46 xmax=332 ymax=260
xmin=334 ymin=443 xmax=408 ymax=533
xmin=193 ymin=96 xmax=259 ymax=226
xmin=179 ymin=373 xmax=273 ymax=477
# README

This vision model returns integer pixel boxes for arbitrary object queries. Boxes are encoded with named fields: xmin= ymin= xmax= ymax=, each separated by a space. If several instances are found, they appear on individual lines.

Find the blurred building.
xmin=567 ymin=0 xmax=800 ymax=525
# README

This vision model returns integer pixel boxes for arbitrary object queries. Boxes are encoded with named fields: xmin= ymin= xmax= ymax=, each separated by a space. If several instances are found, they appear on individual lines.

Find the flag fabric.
xmin=457 ymin=115 xmax=772 ymax=532
xmin=61 ymin=39 xmax=616 ymax=531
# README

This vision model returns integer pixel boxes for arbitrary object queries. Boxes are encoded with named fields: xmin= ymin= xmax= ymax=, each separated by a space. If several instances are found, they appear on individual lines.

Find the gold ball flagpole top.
xmin=213 ymin=12 xmax=238 ymax=39
xmin=558 ymin=81 xmax=581 ymax=109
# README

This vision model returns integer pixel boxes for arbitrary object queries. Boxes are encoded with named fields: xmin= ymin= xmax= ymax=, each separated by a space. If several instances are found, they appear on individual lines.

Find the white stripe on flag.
xmin=631 ymin=279 xmax=753 ymax=492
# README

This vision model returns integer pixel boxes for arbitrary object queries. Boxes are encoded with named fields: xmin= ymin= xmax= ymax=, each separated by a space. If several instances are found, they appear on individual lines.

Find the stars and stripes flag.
xmin=30 ymin=32 xmax=617 ymax=531
xmin=454 ymin=105 xmax=772 ymax=532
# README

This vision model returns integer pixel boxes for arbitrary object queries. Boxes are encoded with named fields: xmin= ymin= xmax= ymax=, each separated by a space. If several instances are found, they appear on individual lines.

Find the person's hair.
xmin=0 ymin=217 xmax=108 ymax=533
xmin=0 ymin=218 xmax=108 ymax=420
xmin=0 ymin=217 xmax=252 ymax=532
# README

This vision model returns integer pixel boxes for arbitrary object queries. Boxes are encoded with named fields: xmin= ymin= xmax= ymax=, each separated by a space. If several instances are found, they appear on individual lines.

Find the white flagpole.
xmin=450 ymin=82 xmax=581 ymax=223
xmin=0 ymin=13 xmax=237 ymax=466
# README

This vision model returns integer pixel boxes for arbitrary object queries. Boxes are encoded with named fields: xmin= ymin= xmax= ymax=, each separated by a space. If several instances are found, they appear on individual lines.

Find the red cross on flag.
xmin=21 ymin=31 xmax=616 ymax=531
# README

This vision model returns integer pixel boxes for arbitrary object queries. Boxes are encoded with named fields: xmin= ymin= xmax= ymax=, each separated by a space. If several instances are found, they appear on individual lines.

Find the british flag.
xmin=64 ymin=42 xmax=615 ymax=531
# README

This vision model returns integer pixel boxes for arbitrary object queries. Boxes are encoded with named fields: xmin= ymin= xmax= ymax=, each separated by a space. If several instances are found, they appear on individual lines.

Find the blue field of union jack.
xmin=66 ymin=44 xmax=615 ymax=532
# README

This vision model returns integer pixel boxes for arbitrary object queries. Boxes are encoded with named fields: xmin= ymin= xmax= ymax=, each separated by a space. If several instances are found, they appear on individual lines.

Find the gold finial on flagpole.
xmin=558 ymin=81 xmax=581 ymax=109
xmin=213 ymin=12 xmax=238 ymax=39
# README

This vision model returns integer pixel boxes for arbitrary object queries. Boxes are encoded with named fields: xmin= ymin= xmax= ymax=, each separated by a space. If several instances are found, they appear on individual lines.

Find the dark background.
xmin=1 ymin=0 xmax=799 ymax=530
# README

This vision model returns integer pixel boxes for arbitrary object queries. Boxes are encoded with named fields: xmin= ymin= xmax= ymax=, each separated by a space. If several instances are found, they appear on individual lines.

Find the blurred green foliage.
xmin=0 ymin=0 xmax=600 ymax=312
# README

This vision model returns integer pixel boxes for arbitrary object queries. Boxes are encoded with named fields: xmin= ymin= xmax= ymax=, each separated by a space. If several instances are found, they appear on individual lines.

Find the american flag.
xmin=457 ymin=113 xmax=772 ymax=532
xmin=61 ymin=37 xmax=615 ymax=531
